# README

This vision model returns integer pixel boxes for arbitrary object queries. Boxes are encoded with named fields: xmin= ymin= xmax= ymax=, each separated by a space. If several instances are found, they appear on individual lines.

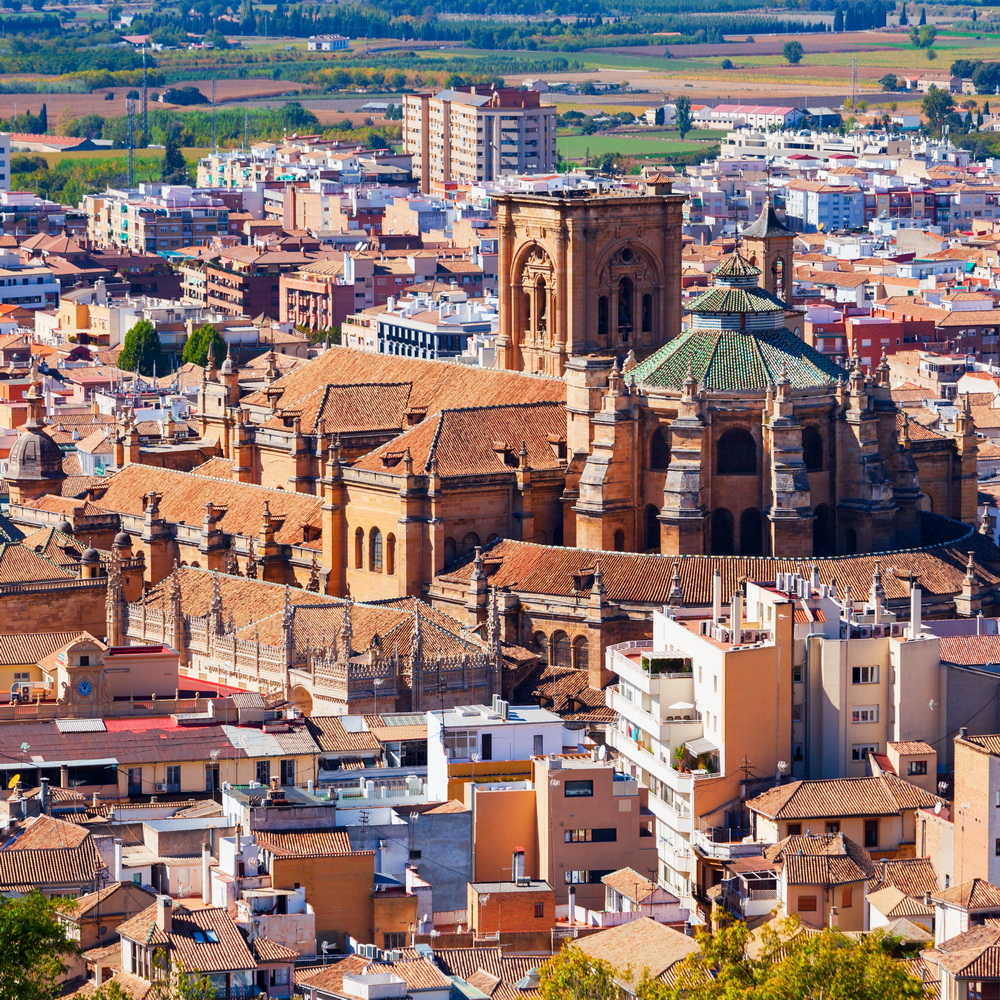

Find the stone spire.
xmin=245 ymin=536 xmax=258 ymax=579
xmin=339 ymin=599 xmax=354 ymax=659
xmin=209 ymin=571 xmax=224 ymax=634
xmin=981 ymin=508 xmax=993 ymax=535
xmin=307 ymin=553 xmax=320 ymax=592
xmin=105 ymin=548 xmax=125 ymax=647
xmin=410 ymin=597 xmax=423 ymax=666
xmin=868 ymin=561 xmax=885 ymax=614
xmin=669 ymin=562 xmax=683 ymax=607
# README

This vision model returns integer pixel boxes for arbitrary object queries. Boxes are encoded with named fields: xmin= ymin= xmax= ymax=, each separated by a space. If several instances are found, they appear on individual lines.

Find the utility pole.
xmin=851 ymin=55 xmax=859 ymax=107
xmin=126 ymin=97 xmax=135 ymax=189
xmin=142 ymin=46 xmax=148 ymax=142
xmin=212 ymin=76 xmax=218 ymax=152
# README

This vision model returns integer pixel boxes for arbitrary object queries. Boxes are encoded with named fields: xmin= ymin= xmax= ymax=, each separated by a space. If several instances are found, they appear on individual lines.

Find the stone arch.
xmin=385 ymin=533 xmax=396 ymax=575
xmin=802 ymin=424 xmax=824 ymax=472
xmin=552 ymin=630 xmax=572 ymax=668
xmin=443 ymin=537 xmax=457 ymax=565
xmin=710 ymin=508 xmax=735 ymax=556
xmin=650 ymin=426 xmax=671 ymax=471
xmin=613 ymin=529 xmax=626 ymax=551
xmin=354 ymin=527 xmax=364 ymax=569
xmin=462 ymin=531 xmax=481 ymax=555
xmin=533 ymin=631 xmax=549 ymax=665
xmin=572 ymin=635 xmax=589 ymax=672
xmin=739 ymin=507 xmax=763 ymax=556
xmin=487 ymin=533 xmax=500 ymax=544
xmin=291 ymin=686 xmax=313 ymax=715
xmin=617 ymin=275 xmax=634 ymax=341
xmin=641 ymin=293 xmax=653 ymax=334
xmin=370 ymin=527 xmax=383 ymax=571
xmin=717 ymin=428 xmax=757 ymax=476
xmin=190 ymin=560 xmax=201 ymax=569
xmin=771 ymin=257 xmax=786 ymax=300
xmin=645 ymin=504 xmax=661 ymax=552
xmin=598 ymin=295 xmax=609 ymax=338
xmin=844 ymin=527 xmax=858 ymax=555
xmin=813 ymin=504 xmax=833 ymax=556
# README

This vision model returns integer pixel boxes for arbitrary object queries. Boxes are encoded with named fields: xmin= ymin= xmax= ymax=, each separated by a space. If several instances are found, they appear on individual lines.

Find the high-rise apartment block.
xmin=403 ymin=87 xmax=556 ymax=192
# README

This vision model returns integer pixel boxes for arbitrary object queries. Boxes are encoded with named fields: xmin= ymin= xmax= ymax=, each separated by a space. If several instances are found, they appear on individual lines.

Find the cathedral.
xmin=4 ymin=191 xmax=980 ymax=657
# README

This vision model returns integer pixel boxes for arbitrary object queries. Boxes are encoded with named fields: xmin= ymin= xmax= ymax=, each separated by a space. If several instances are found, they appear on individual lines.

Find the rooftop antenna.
xmin=243 ymin=109 xmax=249 ymax=152
xmin=142 ymin=46 xmax=148 ymax=141
xmin=126 ymin=97 xmax=135 ymax=189
xmin=212 ymin=76 xmax=218 ymax=153
xmin=851 ymin=55 xmax=859 ymax=107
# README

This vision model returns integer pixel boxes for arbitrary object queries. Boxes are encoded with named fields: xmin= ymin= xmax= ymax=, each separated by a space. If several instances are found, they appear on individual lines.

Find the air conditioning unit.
xmin=856 ymin=626 xmax=873 ymax=638
xmin=699 ymin=620 xmax=712 ymax=636
xmin=717 ymin=628 xmax=730 ymax=643
xmin=872 ymin=625 xmax=889 ymax=638
xmin=741 ymin=629 xmax=759 ymax=644
xmin=890 ymin=623 xmax=906 ymax=637
xmin=155 ymin=783 xmax=167 ymax=792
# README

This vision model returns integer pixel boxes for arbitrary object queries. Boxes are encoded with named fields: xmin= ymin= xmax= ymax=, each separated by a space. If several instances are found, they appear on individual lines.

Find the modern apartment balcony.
xmin=719 ymin=879 xmax=778 ymax=920
xmin=690 ymin=824 xmax=760 ymax=861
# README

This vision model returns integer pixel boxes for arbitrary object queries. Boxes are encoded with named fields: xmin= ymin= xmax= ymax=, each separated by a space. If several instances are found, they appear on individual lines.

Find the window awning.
xmin=685 ymin=738 xmax=719 ymax=757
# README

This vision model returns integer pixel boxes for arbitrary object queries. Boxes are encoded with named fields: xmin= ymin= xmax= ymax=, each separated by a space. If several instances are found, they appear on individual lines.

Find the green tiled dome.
xmin=628 ymin=328 xmax=847 ymax=391
xmin=688 ymin=285 xmax=785 ymax=314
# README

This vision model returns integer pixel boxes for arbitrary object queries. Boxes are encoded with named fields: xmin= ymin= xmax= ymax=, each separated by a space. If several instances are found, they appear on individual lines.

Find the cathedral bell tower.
xmin=495 ymin=187 xmax=686 ymax=376
xmin=741 ymin=197 xmax=795 ymax=308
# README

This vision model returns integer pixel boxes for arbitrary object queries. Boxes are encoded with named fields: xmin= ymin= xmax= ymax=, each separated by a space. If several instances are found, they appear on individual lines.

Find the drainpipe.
xmin=802 ymin=628 xmax=826 ymax=780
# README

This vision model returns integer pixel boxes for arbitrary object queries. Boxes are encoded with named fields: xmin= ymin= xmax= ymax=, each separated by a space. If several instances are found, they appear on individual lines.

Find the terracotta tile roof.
xmin=574 ymin=917 xmax=699 ymax=990
xmin=520 ymin=664 xmax=615 ymax=724
xmin=10 ymin=815 xmax=91 ymax=850
xmin=95 ymin=465 xmax=323 ymax=548
xmin=189 ymin=456 xmax=236 ymax=481
xmin=433 ymin=947 xmax=542 ymax=1000
xmin=0 ymin=629 xmax=84 ymax=665
xmin=866 ymin=885 xmax=934 ymax=919
xmin=119 ymin=904 xmax=255 ymax=973
xmin=438 ymin=524 xmax=1000 ymax=609
xmin=354 ymin=402 xmax=567 ymax=478
xmin=932 ymin=924 xmax=1000 ymax=978
xmin=20 ymin=525 xmax=87 ymax=566
xmin=888 ymin=741 xmax=935 ymax=755
xmin=364 ymin=721 xmax=429 ymax=743
xmin=0 ymin=841 xmax=105 ymax=891
xmin=870 ymin=857 xmax=939 ymax=898
xmin=252 ymin=936 xmax=300 ymax=962
xmin=0 ymin=542 xmax=78 ymax=584
xmin=764 ymin=832 xmax=874 ymax=886
xmin=933 ymin=878 xmax=1000 ymax=909
xmin=296 ymin=955 xmax=373 ymax=992
xmin=67 ymin=973 xmax=153 ymax=999
xmin=260 ymin=381 xmax=415 ymax=436
xmin=746 ymin=773 xmax=944 ymax=820
xmin=254 ymin=828 xmax=355 ymax=856
xmin=305 ymin=716 xmax=381 ymax=754
xmin=240 ymin=345 xmax=565 ymax=417
xmin=66 ymin=882 xmax=156 ymax=919
xmin=602 ymin=867 xmax=660 ymax=903
xmin=940 ymin=635 xmax=1000 ymax=666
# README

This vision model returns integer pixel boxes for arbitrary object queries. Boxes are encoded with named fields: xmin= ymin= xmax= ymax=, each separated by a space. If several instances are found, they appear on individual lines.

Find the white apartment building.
xmin=403 ymin=87 xmax=556 ymax=192
xmin=0 ymin=132 xmax=10 ymax=192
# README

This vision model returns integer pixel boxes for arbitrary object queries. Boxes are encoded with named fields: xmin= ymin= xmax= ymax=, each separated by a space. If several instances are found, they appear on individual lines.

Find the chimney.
xmin=960 ymin=726 xmax=969 ymax=740
xmin=113 ymin=838 xmax=124 ymax=882
xmin=39 ymin=777 xmax=50 ymax=815
xmin=567 ymin=884 xmax=576 ymax=925
xmin=711 ymin=569 xmax=722 ymax=621
xmin=512 ymin=847 xmax=525 ymax=884
xmin=155 ymin=894 xmax=172 ymax=933
xmin=910 ymin=585 xmax=922 ymax=639
xmin=829 ymin=904 xmax=839 ymax=928
xmin=234 ymin=823 xmax=242 ymax=855
xmin=202 ymin=842 xmax=212 ymax=903
xmin=731 ymin=592 xmax=742 ymax=636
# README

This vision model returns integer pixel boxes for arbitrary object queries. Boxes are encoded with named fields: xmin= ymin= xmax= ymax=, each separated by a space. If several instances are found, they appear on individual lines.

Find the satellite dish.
xmin=778 ymin=761 xmax=789 ymax=773
xmin=6 ymin=774 xmax=19 ymax=789
xmin=597 ymin=745 xmax=607 ymax=761
xmin=321 ymin=941 xmax=332 ymax=954
xmin=934 ymin=802 xmax=942 ymax=814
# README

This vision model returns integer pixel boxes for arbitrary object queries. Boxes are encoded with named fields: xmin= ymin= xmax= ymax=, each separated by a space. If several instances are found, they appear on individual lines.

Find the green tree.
xmin=638 ymin=916 xmax=928 ymax=1000
xmin=919 ymin=5 xmax=927 ymax=24
xmin=161 ymin=122 xmax=189 ymax=185
xmin=879 ymin=73 xmax=899 ymax=90
xmin=539 ymin=945 xmax=620 ymax=1000
xmin=922 ymin=83 xmax=955 ymax=131
xmin=39 ymin=103 xmax=47 ymax=133
xmin=181 ymin=323 xmax=227 ymax=367
xmin=783 ymin=40 xmax=804 ymax=64
xmin=834 ymin=6 xmax=844 ymax=30
xmin=899 ymin=3 xmax=908 ymax=24
xmin=118 ymin=319 xmax=163 ymax=377
xmin=721 ymin=57 xmax=734 ymax=69
xmin=674 ymin=94 xmax=693 ymax=139
xmin=0 ymin=892 xmax=76 ymax=1000
xmin=910 ymin=23 xmax=937 ymax=47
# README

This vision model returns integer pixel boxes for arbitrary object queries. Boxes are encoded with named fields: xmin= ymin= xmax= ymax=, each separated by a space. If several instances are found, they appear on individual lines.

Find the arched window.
xmin=844 ymin=528 xmax=858 ymax=555
xmin=190 ymin=561 xmax=200 ymax=569
xmin=533 ymin=631 xmax=549 ymax=665
xmin=641 ymin=293 xmax=653 ymax=334
xmin=802 ymin=425 xmax=824 ymax=472
xmin=645 ymin=504 xmax=661 ymax=553
xmin=370 ymin=528 xmax=383 ymax=572
xmin=443 ymin=536 xmax=457 ymax=566
xmin=618 ymin=276 xmax=634 ymax=341
xmin=650 ymin=427 xmax=671 ymax=471
xmin=716 ymin=428 xmax=757 ymax=476
xmin=462 ymin=531 xmax=481 ymax=555
xmin=710 ymin=508 xmax=735 ymax=556
xmin=535 ymin=277 xmax=548 ymax=333
xmin=385 ymin=533 xmax=396 ymax=575
xmin=813 ymin=504 xmax=833 ymax=557
xmin=572 ymin=636 xmax=589 ymax=673
xmin=739 ymin=508 xmax=763 ymax=556
xmin=772 ymin=257 xmax=785 ymax=300
xmin=355 ymin=528 xmax=364 ymax=569
xmin=552 ymin=631 xmax=572 ymax=668
xmin=598 ymin=296 xmax=609 ymax=338
xmin=553 ymin=525 xmax=564 ymax=546
xmin=613 ymin=529 xmax=626 ymax=552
